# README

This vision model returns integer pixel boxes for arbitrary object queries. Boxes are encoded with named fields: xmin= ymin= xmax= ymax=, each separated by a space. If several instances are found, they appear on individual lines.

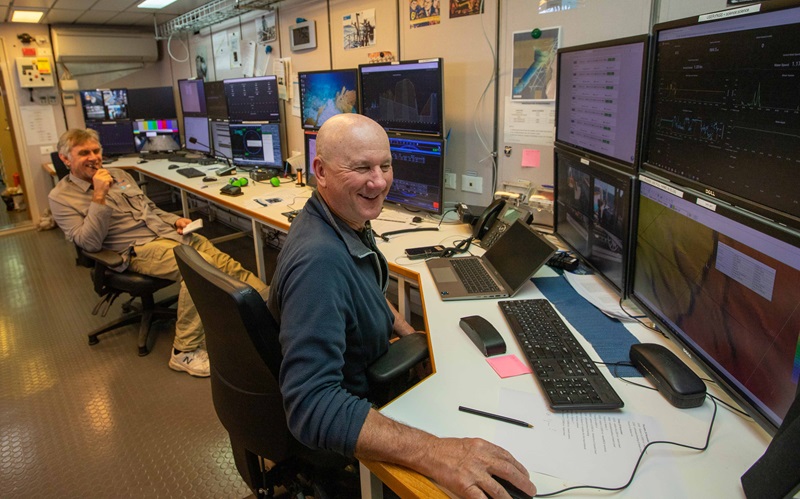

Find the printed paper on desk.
xmin=487 ymin=354 xmax=533 ymax=378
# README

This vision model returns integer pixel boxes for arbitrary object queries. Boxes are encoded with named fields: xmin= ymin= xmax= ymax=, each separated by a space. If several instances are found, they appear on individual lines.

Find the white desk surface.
xmin=119 ymin=157 xmax=770 ymax=498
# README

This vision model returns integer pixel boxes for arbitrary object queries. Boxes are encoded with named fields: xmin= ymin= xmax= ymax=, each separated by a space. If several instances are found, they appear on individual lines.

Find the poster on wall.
xmin=193 ymin=44 xmax=211 ymax=81
xmin=257 ymin=12 xmax=277 ymax=44
xmin=410 ymin=0 xmax=441 ymax=28
xmin=343 ymin=9 xmax=376 ymax=50
xmin=511 ymin=27 xmax=560 ymax=101
xmin=450 ymin=0 xmax=482 ymax=18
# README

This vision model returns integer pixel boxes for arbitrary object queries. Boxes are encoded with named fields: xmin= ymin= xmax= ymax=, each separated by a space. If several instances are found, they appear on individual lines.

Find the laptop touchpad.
xmin=431 ymin=267 xmax=458 ymax=283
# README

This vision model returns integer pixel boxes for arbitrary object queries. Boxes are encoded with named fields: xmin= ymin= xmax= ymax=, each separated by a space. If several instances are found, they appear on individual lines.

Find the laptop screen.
xmin=485 ymin=220 xmax=556 ymax=291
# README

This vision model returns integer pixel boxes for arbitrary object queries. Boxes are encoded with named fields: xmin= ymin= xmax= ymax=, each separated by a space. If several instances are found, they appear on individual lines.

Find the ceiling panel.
xmin=108 ymin=11 xmax=153 ymax=26
xmin=43 ymin=8 xmax=84 ymax=24
xmin=75 ymin=10 xmax=118 ymax=23
xmin=94 ymin=0 xmax=139 ymax=10
xmin=12 ymin=0 xmax=57 ymax=8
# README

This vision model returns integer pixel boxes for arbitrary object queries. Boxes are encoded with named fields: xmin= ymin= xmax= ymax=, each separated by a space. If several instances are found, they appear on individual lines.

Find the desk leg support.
xmin=180 ymin=190 xmax=190 ymax=219
xmin=252 ymin=219 xmax=266 ymax=282
xmin=360 ymin=462 xmax=384 ymax=499
xmin=397 ymin=276 xmax=412 ymax=323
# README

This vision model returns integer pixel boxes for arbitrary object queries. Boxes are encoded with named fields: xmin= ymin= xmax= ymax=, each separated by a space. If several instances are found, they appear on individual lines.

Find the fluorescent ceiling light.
xmin=11 ymin=10 xmax=44 ymax=23
xmin=137 ymin=0 xmax=179 ymax=8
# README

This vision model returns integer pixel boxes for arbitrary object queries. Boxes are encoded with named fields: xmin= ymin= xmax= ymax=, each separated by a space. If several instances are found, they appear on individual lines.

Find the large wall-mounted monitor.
xmin=386 ymin=136 xmax=445 ymax=214
xmin=223 ymin=76 xmax=280 ymax=122
xmin=229 ymin=122 xmax=283 ymax=169
xmin=183 ymin=116 xmax=211 ymax=154
xmin=632 ymin=173 xmax=800 ymax=435
xmin=554 ymin=147 xmax=636 ymax=296
xmin=555 ymin=35 xmax=649 ymax=173
xmin=178 ymin=79 xmax=207 ymax=117
xmin=128 ymin=87 xmax=176 ymax=121
xmin=642 ymin=2 xmax=800 ymax=228
xmin=204 ymin=81 xmax=229 ymax=120
xmin=133 ymin=119 xmax=181 ymax=153
xmin=298 ymin=69 xmax=359 ymax=130
xmin=80 ymin=89 xmax=128 ymax=121
xmin=86 ymin=121 xmax=135 ymax=156
xmin=359 ymin=59 xmax=445 ymax=137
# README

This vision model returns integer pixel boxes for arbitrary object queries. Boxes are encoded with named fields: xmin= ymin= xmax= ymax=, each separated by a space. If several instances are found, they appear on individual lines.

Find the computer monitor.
xmin=229 ymin=122 xmax=283 ymax=169
xmin=632 ymin=172 xmax=800 ymax=435
xmin=304 ymin=130 xmax=318 ymax=187
xmin=210 ymin=120 xmax=232 ymax=162
xmin=223 ymin=76 xmax=280 ymax=122
xmin=298 ymin=69 xmax=359 ymax=130
xmin=133 ymin=119 xmax=181 ymax=153
xmin=204 ymin=81 xmax=229 ymax=120
xmin=128 ymin=87 xmax=176 ymax=120
xmin=555 ymin=35 xmax=649 ymax=173
xmin=358 ymin=59 xmax=445 ymax=137
xmin=642 ymin=1 xmax=800 ymax=228
xmin=183 ymin=116 xmax=211 ymax=154
xmin=178 ymin=79 xmax=207 ymax=117
xmin=386 ymin=136 xmax=445 ymax=214
xmin=86 ymin=121 xmax=136 ymax=156
xmin=554 ymin=147 xmax=635 ymax=296
xmin=80 ymin=89 xmax=128 ymax=121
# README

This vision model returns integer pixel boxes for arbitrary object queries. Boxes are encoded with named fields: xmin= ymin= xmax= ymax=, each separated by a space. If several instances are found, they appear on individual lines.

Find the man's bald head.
xmin=316 ymin=114 xmax=390 ymax=166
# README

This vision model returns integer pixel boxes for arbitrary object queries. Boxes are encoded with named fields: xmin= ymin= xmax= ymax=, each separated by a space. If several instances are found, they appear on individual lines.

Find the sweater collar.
xmin=308 ymin=190 xmax=376 ymax=260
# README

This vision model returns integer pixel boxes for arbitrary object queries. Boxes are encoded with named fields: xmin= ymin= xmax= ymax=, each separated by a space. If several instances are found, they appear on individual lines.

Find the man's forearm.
xmin=387 ymin=299 xmax=416 ymax=337
xmin=354 ymin=409 xmax=440 ymax=477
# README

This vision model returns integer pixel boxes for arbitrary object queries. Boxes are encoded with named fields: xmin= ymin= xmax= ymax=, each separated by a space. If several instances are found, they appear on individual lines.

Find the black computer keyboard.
xmin=499 ymin=299 xmax=624 ymax=410
xmin=175 ymin=167 xmax=206 ymax=178
xmin=450 ymin=258 xmax=500 ymax=294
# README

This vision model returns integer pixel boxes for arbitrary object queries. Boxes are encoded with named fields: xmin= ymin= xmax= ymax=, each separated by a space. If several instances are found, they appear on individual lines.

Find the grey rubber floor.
xmin=0 ymin=228 xmax=251 ymax=498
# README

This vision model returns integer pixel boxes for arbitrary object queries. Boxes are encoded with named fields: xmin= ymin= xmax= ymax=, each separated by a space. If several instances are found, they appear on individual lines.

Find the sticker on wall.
xmin=538 ymin=0 xmax=584 ymax=14
xmin=229 ymin=31 xmax=242 ymax=69
xmin=343 ymin=9 xmax=376 ymax=50
xmin=450 ymin=0 xmax=483 ymax=18
xmin=257 ymin=11 xmax=277 ymax=44
xmin=511 ymin=26 xmax=560 ymax=101
xmin=410 ymin=0 xmax=441 ymax=29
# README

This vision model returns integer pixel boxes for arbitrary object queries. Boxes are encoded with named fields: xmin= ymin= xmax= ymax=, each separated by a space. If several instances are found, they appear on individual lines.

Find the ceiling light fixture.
xmin=10 ymin=9 xmax=45 ymax=23
xmin=137 ymin=0 xmax=179 ymax=9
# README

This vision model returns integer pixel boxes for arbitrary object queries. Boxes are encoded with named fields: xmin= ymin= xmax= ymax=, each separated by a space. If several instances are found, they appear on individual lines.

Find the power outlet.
xmin=444 ymin=172 xmax=457 ymax=189
xmin=462 ymin=175 xmax=483 ymax=194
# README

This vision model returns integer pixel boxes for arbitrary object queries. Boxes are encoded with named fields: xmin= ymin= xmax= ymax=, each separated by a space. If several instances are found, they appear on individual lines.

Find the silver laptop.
xmin=426 ymin=220 xmax=557 ymax=301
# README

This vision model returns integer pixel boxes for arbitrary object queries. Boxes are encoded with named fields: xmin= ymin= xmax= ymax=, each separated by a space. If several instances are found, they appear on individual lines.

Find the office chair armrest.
xmin=367 ymin=333 xmax=429 ymax=384
xmin=81 ymin=248 xmax=124 ymax=269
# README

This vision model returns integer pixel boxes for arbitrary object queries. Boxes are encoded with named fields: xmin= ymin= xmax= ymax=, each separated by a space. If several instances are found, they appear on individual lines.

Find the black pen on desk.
xmin=458 ymin=406 xmax=533 ymax=428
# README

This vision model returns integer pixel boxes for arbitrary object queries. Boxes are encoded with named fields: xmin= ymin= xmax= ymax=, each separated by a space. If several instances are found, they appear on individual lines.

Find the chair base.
xmin=88 ymin=295 xmax=177 ymax=356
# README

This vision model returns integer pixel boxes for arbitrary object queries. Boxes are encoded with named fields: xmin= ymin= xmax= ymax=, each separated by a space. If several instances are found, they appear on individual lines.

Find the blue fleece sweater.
xmin=267 ymin=191 xmax=393 ymax=457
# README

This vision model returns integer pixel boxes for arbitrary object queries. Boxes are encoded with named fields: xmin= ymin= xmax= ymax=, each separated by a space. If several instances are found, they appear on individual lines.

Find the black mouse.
xmin=168 ymin=164 xmax=180 ymax=169
xmin=412 ymin=216 xmax=423 ymax=223
xmin=202 ymin=176 xmax=217 ymax=182
xmin=492 ymin=476 xmax=532 ymax=499
xmin=137 ymin=159 xmax=148 ymax=164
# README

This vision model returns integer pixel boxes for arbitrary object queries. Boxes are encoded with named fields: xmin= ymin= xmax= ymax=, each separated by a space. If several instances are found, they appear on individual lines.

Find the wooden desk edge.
xmin=360 ymin=459 xmax=448 ymax=499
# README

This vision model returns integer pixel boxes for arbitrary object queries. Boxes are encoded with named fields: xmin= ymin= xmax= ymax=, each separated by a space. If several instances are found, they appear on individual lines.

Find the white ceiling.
xmin=0 ymin=0 xmax=213 ymax=28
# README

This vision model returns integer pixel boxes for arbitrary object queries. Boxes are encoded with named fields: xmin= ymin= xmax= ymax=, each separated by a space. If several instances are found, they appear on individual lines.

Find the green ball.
xmin=531 ymin=28 xmax=542 ymax=39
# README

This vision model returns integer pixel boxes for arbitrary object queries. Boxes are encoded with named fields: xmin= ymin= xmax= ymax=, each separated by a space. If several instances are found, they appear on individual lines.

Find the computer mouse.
xmin=629 ymin=343 xmax=706 ymax=408
xmin=202 ymin=176 xmax=217 ymax=182
xmin=492 ymin=476 xmax=533 ymax=499
xmin=412 ymin=216 xmax=423 ymax=223
xmin=459 ymin=315 xmax=506 ymax=357
xmin=168 ymin=164 xmax=180 ymax=169
xmin=137 ymin=159 xmax=148 ymax=164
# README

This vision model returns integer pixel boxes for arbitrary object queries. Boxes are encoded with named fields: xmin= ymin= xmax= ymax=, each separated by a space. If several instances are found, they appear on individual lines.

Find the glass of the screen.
xmin=223 ymin=76 xmax=280 ymax=122
xmin=298 ymin=69 xmax=359 ymax=130
xmin=229 ymin=122 xmax=283 ymax=169
xmin=79 ymin=90 xmax=107 ymax=121
xmin=102 ymin=89 xmax=128 ymax=120
xmin=210 ymin=120 xmax=232 ymax=162
xmin=386 ymin=136 xmax=444 ymax=214
xmin=133 ymin=119 xmax=181 ymax=153
xmin=178 ymin=79 xmax=207 ymax=117
xmin=86 ymin=121 xmax=136 ymax=156
xmin=643 ymin=4 xmax=800 ymax=227
xmin=556 ymin=36 xmax=647 ymax=171
xmin=632 ymin=174 xmax=800 ymax=434
xmin=358 ymin=59 xmax=444 ymax=137
xmin=184 ymin=116 xmax=211 ymax=154
xmin=554 ymin=147 xmax=634 ymax=295
xmin=128 ymin=87 xmax=176 ymax=120
xmin=204 ymin=81 xmax=229 ymax=120
xmin=304 ymin=130 xmax=318 ymax=187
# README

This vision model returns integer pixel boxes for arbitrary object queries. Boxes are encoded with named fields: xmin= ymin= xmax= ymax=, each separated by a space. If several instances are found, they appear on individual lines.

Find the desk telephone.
xmin=473 ymin=198 xmax=533 ymax=249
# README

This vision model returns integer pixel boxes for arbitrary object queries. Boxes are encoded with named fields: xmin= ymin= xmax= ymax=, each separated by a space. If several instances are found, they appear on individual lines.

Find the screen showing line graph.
xmin=643 ymin=3 xmax=800 ymax=227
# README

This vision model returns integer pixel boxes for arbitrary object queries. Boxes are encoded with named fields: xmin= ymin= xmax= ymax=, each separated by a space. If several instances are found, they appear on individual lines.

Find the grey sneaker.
xmin=169 ymin=348 xmax=210 ymax=377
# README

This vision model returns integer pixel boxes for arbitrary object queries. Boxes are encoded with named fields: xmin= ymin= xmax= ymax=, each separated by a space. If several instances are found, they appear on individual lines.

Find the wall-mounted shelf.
xmin=154 ymin=0 xmax=279 ymax=39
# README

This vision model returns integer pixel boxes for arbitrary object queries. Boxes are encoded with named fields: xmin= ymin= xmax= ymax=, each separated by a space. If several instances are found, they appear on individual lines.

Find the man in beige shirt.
xmin=49 ymin=128 xmax=267 ymax=377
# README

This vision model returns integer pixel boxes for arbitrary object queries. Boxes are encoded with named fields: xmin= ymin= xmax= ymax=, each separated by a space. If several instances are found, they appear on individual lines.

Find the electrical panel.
xmin=16 ymin=57 xmax=54 ymax=88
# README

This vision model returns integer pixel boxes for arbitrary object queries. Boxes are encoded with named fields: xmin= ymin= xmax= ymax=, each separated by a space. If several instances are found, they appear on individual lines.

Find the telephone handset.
xmin=473 ymin=198 xmax=505 ymax=240
xmin=474 ymin=199 xmax=534 ymax=249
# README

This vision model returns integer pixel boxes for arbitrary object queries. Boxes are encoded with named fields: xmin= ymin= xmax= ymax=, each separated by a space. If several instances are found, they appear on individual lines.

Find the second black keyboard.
xmin=499 ymin=298 xmax=624 ymax=410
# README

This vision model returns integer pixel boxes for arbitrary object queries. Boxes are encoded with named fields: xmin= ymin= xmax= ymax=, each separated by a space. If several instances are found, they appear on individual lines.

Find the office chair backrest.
xmin=51 ymin=151 xmax=70 ymax=180
xmin=173 ymin=245 xmax=290 ymax=461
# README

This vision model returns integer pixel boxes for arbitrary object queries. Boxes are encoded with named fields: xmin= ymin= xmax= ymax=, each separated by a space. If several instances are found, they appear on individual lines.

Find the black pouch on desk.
xmin=219 ymin=184 xmax=242 ymax=196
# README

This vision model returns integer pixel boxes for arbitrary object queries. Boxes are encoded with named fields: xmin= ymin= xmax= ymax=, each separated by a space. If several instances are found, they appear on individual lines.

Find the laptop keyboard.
xmin=499 ymin=299 xmax=624 ymax=410
xmin=450 ymin=258 xmax=500 ymax=294
xmin=176 ymin=167 xmax=206 ymax=178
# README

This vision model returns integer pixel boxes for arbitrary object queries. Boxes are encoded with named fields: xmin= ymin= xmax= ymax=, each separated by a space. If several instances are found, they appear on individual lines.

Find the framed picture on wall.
xmin=257 ymin=11 xmax=277 ymax=44
xmin=289 ymin=20 xmax=317 ymax=51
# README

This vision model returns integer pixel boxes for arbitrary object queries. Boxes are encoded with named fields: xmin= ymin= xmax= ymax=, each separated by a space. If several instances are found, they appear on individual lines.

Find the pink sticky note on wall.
xmin=486 ymin=354 xmax=533 ymax=378
xmin=521 ymin=149 xmax=540 ymax=168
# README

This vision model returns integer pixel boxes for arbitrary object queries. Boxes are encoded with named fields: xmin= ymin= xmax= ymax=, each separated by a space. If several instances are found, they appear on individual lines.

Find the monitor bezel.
xmin=554 ymin=34 xmax=650 ymax=174
xmin=297 ymin=68 xmax=360 ymax=131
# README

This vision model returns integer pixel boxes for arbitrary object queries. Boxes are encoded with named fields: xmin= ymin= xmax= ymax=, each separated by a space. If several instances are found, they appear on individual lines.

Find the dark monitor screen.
xmin=210 ymin=120 xmax=232 ymax=162
xmin=298 ymin=69 xmax=359 ymax=130
xmin=133 ymin=119 xmax=181 ymax=153
xmin=204 ymin=81 xmax=228 ymax=120
xmin=556 ymin=35 xmax=648 ymax=172
xmin=386 ymin=136 xmax=444 ymax=214
xmin=128 ymin=87 xmax=176 ymax=120
xmin=223 ymin=76 xmax=280 ymax=122
xmin=80 ymin=89 xmax=128 ymax=121
xmin=632 ymin=173 xmax=800 ymax=434
xmin=183 ymin=116 xmax=210 ymax=154
xmin=643 ymin=3 xmax=800 ymax=227
xmin=178 ymin=79 xmax=207 ymax=117
xmin=554 ymin=147 xmax=635 ymax=295
xmin=304 ymin=130 xmax=318 ymax=187
xmin=229 ymin=122 xmax=283 ymax=169
xmin=86 ymin=121 xmax=135 ymax=156
xmin=359 ymin=59 xmax=444 ymax=137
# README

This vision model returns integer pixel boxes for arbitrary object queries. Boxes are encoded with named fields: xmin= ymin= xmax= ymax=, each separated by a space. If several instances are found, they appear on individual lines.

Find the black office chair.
xmin=173 ymin=245 xmax=429 ymax=498
xmin=75 ymin=245 xmax=178 ymax=356
xmin=51 ymin=151 xmax=70 ymax=180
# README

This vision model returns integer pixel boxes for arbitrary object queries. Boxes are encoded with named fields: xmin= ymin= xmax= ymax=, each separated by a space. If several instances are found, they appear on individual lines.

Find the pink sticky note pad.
xmin=487 ymin=354 xmax=533 ymax=378
xmin=521 ymin=149 xmax=540 ymax=168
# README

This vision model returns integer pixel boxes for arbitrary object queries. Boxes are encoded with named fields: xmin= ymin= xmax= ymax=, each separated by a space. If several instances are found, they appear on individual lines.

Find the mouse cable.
xmin=536 ymin=396 xmax=718 ymax=497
